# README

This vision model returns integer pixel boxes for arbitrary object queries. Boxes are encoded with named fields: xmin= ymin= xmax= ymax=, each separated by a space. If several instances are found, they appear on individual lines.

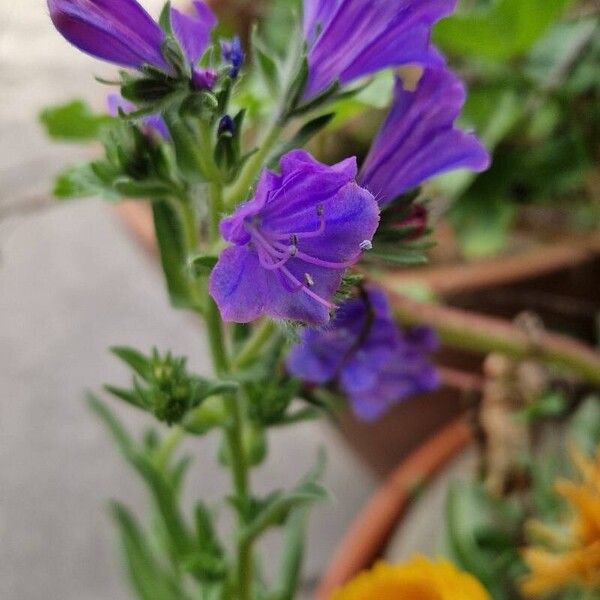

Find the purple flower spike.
xmin=209 ymin=150 xmax=380 ymax=325
xmin=47 ymin=0 xmax=168 ymax=70
xmin=107 ymin=94 xmax=169 ymax=139
xmin=286 ymin=287 xmax=439 ymax=421
xmin=360 ymin=67 xmax=490 ymax=206
xmin=303 ymin=0 xmax=457 ymax=98
xmin=170 ymin=1 xmax=216 ymax=66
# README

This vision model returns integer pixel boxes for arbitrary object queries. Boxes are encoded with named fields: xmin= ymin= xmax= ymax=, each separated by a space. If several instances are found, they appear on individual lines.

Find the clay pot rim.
xmin=315 ymin=417 xmax=473 ymax=599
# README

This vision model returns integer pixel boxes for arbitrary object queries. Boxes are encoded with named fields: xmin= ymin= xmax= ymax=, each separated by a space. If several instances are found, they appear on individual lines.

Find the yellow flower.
xmin=330 ymin=556 xmax=491 ymax=600
xmin=521 ymin=445 xmax=600 ymax=596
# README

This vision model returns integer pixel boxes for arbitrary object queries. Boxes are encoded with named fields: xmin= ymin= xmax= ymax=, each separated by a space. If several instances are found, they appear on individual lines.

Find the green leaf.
xmin=273 ymin=508 xmax=308 ymax=600
xmin=268 ymin=113 xmax=334 ymax=167
xmin=434 ymin=0 xmax=575 ymax=62
xmin=152 ymin=200 xmax=197 ymax=309
xmin=40 ymin=100 xmax=114 ymax=141
xmin=53 ymin=163 xmax=119 ymax=200
xmin=110 ymin=346 xmax=152 ymax=379
xmin=111 ymin=503 xmax=187 ymax=600
xmin=189 ymin=254 xmax=219 ymax=277
xmin=241 ymin=481 xmax=328 ymax=544
xmin=251 ymin=24 xmax=281 ymax=97
xmin=113 ymin=178 xmax=174 ymax=199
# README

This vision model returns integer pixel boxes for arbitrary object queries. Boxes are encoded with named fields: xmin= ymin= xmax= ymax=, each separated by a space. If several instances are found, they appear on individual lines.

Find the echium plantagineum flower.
xmin=303 ymin=0 xmax=457 ymax=99
xmin=286 ymin=286 xmax=439 ymax=421
xmin=209 ymin=151 xmax=380 ymax=326
xmin=48 ymin=0 xmax=217 ymax=88
xmin=359 ymin=67 xmax=490 ymax=205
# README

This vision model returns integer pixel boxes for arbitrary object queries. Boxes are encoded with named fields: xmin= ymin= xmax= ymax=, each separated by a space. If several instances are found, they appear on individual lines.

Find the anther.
xmin=304 ymin=273 xmax=315 ymax=287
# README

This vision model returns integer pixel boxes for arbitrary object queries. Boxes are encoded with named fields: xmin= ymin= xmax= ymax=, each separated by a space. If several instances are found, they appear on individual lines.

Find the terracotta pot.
xmin=315 ymin=417 xmax=474 ymax=599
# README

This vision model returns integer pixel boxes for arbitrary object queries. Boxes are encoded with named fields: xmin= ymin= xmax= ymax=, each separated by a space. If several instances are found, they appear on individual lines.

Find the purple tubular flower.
xmin=360 ymin=68 xmax=490 ymax=206
xmin=170 ymin=1 xmax=216 ymax=66
xmin=286 ymin=287 xmax=439 ymax=421
xmin=303 ymin=0 xmax=457 ymax=98
xmin=47 ymin=0 xmax=168 ymax=70
xmin=209 ymin=150 xmax=380 ymax=325
xmin=221 ymin=37 xmax=244 ymax=78
xmin=107 ymin=94 xmax=169 ymax=139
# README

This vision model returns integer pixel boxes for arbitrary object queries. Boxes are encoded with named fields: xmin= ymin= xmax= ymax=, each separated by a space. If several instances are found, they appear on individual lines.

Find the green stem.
xmin=225 ymin=120 xmax=284 ymax=209
xmin=232 ymin=319 xmax=277 ymax=371
xmin=155 ymin=426 xmax=185 ymax=471
xmin=203 ymin=181 xmax=253 ymax=600
xmin=208 ymin=182 xmax=223 ymax=244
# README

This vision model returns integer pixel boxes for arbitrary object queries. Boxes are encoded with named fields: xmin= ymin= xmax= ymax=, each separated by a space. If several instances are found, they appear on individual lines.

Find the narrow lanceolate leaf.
xmin=240 ymin=481 xmax=328 ymax=544
xmin=91 ymin=398 xmax=195 ymax=561
xmin=268 ymin=113 xmax=334 ymax=168
xmin=40 ymin=100 xmax=114 ymax=141
xmin=152 ymin=200 xmax=197 ymax=309
xmin=111 ymin=503 xmax=189 ymax=600
xmin=273 ymin=508 xmax=309 ymax=600
xmin=110 ymin=346 xmax=152 ymax=379
xmin=251 ymin=24 xmax=281 ymax=97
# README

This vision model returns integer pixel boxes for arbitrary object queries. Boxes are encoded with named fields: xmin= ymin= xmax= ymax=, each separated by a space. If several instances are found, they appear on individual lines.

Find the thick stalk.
xmin=224 ymin=120 xmax=284 ymax=209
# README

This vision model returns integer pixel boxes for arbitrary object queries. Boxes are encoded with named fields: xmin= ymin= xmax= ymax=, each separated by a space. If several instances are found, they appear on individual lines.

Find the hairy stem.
xmin=204 ymin=182 xmax=253 ymax=600
xmin=232 ymin=319 xmax=277 ymax=371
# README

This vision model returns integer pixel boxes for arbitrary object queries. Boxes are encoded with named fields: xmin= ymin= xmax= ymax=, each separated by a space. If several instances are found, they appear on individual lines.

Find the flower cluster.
xmin=47 ymin=0 xmax=489 ymax=423
xmin=521 ymin=444 xmax=600 ymax=597
xmin=330 ymin=557 xmax=491 ymax=600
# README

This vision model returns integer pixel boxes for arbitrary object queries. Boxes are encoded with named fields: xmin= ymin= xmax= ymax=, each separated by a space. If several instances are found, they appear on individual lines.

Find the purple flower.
xmin=170 ymin=1 xmax=216 ymax=66
xmin=48 ymin=0 xmax=216 ymax=84
xmin=359 ymin=68 xmax=490 ymax=206
xmin=48 ymin=0 xmax=169 ymax=70
xmin=170 ymin=1 xmax=217 ymax=88
xmin=209 ymin=150 xmax=379 ymax=325
xmin=107 ymin=94 xmax=169 ymax=139
xmin=286 ymin=286 xmax=439 ymax=420
xmin=303 ymin=0 xmax=456 ymax=98
xmin=221 ymin=37 xmax=245 ymax=79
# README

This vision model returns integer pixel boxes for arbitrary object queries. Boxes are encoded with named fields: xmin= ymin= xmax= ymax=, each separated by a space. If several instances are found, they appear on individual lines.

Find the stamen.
xmin=304 ymin=273 xmax=315 ymax=287
xmin=294 ymin=250 xmax=358 ymax=269
xmin=280 ymin=266 xmax=334 ymax=310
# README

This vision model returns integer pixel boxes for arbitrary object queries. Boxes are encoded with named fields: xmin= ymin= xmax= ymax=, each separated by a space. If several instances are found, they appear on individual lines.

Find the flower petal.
xmin=48 ymin=0 xmax=167 ymax=69
xmin=360 ymin=68 xmax=490 ymax=205
xmin=170 ymin=0 xmax=216 ymax=65
xmin=209 ymin=246 xmax=270 ymax=323
xmin=305 ymin=0 xmax=456 ymax=98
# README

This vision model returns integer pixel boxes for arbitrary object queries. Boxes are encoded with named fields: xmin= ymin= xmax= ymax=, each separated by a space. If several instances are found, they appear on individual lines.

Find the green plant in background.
xmin=439 ymin=0 xmax=600 ymax=257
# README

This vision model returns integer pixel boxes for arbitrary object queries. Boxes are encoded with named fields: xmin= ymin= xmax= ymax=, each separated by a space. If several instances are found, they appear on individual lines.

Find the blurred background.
xmin=1 ymin=0 xmax=599 ymax=599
